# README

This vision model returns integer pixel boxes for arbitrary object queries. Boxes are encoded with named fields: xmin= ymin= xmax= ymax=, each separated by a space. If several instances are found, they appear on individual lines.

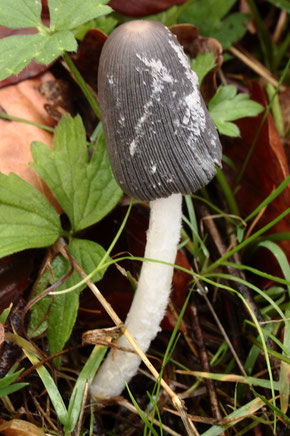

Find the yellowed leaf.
xmin=0 ymin=73 xmax=61 ymax=212
xmin=0 ymin=418 xmax=45 ymax=436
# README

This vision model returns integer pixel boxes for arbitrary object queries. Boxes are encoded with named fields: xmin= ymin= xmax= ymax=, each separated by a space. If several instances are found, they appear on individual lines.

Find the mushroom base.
xmin=90 ymin=193 xmax=183 ymax=398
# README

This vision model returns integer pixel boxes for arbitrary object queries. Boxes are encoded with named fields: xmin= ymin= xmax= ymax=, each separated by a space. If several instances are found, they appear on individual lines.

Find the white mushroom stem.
xmin=90 ymin=193 xmax=182 ymax=398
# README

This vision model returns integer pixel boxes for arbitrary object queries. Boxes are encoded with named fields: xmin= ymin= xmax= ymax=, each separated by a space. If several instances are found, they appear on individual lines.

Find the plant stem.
xmin=63 ymin=52 xmax=101 ymax=119
xmin=90 ymin=194 xmax=183 ymax=397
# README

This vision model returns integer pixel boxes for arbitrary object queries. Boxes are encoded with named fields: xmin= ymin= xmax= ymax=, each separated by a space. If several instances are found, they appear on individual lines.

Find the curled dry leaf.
xmin=108 ymin=0 xmax=187 ymax=17
xmin=0 ymin=73 xmax=61 ymax=211
xmin=0 ymin=419 xmax=45 ymax=436
xmin=224 ymin=81 xmax=290 ymax=275
xmin=279 ymin=86 xmax=290 ymax=162
xmin=73 ymin=28 xmax=107 ymax=92
xmin=39 ymin=79 xmax=76 ymax=122
xmin=170 ymin=24 xmax=223 ymax=103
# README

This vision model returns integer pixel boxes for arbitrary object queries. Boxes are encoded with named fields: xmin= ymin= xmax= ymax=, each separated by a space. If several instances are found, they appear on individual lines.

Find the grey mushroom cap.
xmin=98 ymin=20 xmax=222 ymax=201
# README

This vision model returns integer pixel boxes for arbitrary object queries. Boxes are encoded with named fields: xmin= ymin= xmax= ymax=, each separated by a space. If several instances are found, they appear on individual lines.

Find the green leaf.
xmin=179 ymin=0 xmax=249 ymax=48
xmin=48 ymin=0 xmax=112 ymax=31
xmin=0 ymin=0 xmax=42 ymax=29
xmin=0 ymin=34 xmax=41 ymax=81
xmin=190 ymin=52 xmax=216 ymax=85
xmin=0 ymin=32 xmax=77 ymax=81
xmin=208 ymin=85 xmax=264 ymax=136
xmin=29 ymin=238 xmax=108 ymax=361
xmin=0 ymin=173 xmax=61 ymax=258
xmin=201 ymin=398 xmax=264 ymax=435
xmin=0 ymin=383 xmax=29 ymax=398
xmin=31 ymin=115 xmax=122 ymax=232
xmin=0 ymin=369 xmax=28 ymax=399
xmin=211 ymin=13 xmax=250 ymax=50
xmin=66 ymin=346 xmax=107 ymax=432
xmin=24 ymin=349 xmax=68 ymax=426
xmin=34 ymin=31 xmax=77 ymax=64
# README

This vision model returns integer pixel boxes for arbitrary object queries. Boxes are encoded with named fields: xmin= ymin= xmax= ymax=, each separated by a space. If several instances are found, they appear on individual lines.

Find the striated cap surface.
xmin=98 ymin=20 xmax=222 ymax=201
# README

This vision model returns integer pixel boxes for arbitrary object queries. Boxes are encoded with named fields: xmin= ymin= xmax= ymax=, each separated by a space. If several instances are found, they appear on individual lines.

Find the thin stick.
xmin=55 ymin=238 xmax=198 ymax=436
xmin=229 ymin=46 xmax=281 ymax=89
xmin=119 ymin=399 xmax=183 ymax=436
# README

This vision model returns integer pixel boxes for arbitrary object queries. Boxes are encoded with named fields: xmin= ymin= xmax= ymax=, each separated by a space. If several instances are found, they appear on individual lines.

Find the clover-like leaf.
xmin=0 ymin=173 xmax=61 ymax=258
xmin=0 ymin=31 xmax=77 ymax=81
xmin=208 ymin=85 xmax=264 ymax=137
xmin=48 ymin=0 xmax=112 ymax=31
xmin=191 ymin=52 xmax=216 ymax=85
xmin=180 ymin=0 xmax=249 ymax=49
xmin=0 ymin=0 xmax=42 ymax=29
xmin=31 ymin=115 xmax=122 ymax=232
xmin=29 ymin=238 xmax=108 ymax=360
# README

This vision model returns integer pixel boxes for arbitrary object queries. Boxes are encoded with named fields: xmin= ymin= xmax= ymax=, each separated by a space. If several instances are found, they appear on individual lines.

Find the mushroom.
xmin=90 ymin=20 xmax=222 ymax=398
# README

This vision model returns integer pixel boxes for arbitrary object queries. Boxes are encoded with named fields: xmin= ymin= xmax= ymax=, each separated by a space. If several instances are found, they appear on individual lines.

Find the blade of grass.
xmin=177 ymin=370 xmax=280 ymax=391
xmin=204 ymin=208 xmax=290 ymax=274
xmin=245 ymin=176 xmax=290 ymax=222
xmin=200 ymin=397 xmax=265 ymax=436
xmin=235 ymin=59 xmax=290 ymax=188
xmin=65 ymin=345 xmax=107 ymax=433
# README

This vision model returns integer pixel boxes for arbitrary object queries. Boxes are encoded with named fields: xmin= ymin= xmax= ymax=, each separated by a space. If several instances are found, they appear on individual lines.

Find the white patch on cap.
xmin=167 ymin=37 xmax=206 ymax=138
xmin=129 ymin=54 xmax=174 ymax=156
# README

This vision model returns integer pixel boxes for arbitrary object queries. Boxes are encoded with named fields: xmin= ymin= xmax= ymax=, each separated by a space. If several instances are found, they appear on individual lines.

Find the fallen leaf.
xmin=73 ymin=28 xmax=107 ymax=92
xmin=279 ymin=86 xmax=290 ymax=164
xmin=224 ymin=81 xmax=290 ymax=276
xmin=0 ymin=73 xmax=61 ymax=211
xmin=170 ymin=24 xmax=223 ymax=103
xmin=108 ymin=0 xmax=187 ymax=17
xmin=0 ymin=419 xmax=45 ymax=436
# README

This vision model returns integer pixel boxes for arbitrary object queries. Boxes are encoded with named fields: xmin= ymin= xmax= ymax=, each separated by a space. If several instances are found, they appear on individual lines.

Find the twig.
xmin=199 ymin=204 xmax=267 ymax=326
xmin=190 ymin=304 xmax=224 ymax=427
xmin=273 ymin=10 xmax=287 ymax=44
xmin=196 ymin=285 xmax=247 ymax=377
xmin=55 ymin=238 xmax=198 ymax=436
xmin=229 ymin=46 xmax=282 ymax=89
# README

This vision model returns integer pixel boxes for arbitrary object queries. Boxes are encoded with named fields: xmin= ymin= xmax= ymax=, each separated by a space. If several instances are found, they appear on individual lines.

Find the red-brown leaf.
xmin=108 ymin=0 xmax=187 ymax=17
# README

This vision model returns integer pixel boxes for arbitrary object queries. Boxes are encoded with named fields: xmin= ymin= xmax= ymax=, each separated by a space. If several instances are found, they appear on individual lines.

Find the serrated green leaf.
xmin=0 ymin=31 xmax=77 ymax=81
xmin=179 ymin=0 xmax=249 ymax=49
xmin=35 ymin=31 xmax=77 ymax=64
xmin=0 ymin=173 xmax=61 ymax=258
xmin=191 ymin=52 xmax=216 ymax=85
xmin=0 ymin=34 xmax=40 ymax=81
xmin=211 ymin=13 xmax=250 ymax=49
xmin=0 ymin=0 xmax=42 ymax=29
xmin=31 ymin=115 xmax=122 ymax=232
xmin=48 ymin=0 xmax=112 ymax=31
xmin=47 ymin=238 xmax=108 ymax=359
xmin=208 ymin=85 xmax=264 ymax=136
xmin=29 ymin=238 xmax=108 ymax=361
